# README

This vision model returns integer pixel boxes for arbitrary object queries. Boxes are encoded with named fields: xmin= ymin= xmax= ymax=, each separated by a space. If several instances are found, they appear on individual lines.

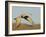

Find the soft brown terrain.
xmin=12 ymin=23 xmax=40 ymax=30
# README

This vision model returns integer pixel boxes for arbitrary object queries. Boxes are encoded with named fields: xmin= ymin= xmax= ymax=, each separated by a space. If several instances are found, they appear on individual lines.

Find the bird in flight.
xmin=14 ymin=12 xmax=32 ymax=28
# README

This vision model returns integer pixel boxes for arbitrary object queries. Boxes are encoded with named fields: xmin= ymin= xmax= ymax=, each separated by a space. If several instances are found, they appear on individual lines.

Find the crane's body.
xmin=14 ymin=12 xmax=32 ymax=28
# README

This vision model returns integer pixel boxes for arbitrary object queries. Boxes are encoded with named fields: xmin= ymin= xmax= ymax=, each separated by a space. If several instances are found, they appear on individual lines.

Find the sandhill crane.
xmin=14 ymin=12 xmax=32 ymax=28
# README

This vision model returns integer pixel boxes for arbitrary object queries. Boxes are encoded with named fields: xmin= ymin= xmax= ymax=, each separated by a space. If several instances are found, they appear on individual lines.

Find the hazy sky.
xmin=12 ymin=6 xmax=41 ymax=24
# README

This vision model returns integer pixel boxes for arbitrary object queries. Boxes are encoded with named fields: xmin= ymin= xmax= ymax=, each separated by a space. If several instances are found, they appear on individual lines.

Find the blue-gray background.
xmin=12 ymin=6 xmax=40 ymax=24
